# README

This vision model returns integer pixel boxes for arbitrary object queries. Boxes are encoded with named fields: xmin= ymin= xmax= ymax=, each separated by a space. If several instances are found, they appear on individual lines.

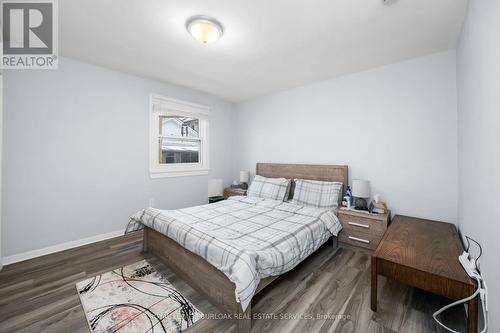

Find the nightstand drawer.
xmin=338 ymin=213 xmax=386 ymax=236
xmin=338 ymin=228 xmax=383 ymax=250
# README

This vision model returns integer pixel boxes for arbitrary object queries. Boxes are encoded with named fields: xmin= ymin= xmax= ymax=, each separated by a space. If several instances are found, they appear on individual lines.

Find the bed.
xmin=133 ymin=163 xmax=348 ymax=332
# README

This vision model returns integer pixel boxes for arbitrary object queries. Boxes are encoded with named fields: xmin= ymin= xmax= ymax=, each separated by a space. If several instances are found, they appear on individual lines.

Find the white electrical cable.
xmin=433 ymin=274 xmax=488 ymax=333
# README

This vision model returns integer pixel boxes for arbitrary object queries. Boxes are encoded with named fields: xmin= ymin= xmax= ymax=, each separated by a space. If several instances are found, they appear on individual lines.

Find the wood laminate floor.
xmin=0 ymin=231 xmax=466 ymax=333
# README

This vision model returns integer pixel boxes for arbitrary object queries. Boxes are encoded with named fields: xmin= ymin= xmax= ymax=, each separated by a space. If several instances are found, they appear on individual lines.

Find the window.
xmin=150 ymin=94 xmax=209 ymax=178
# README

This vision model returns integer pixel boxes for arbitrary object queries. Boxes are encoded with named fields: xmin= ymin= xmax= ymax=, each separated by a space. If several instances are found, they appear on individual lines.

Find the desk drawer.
xmin=339 ymin=228 xmax=383 ymax=250
xmin=338 ymin=213 xmax=386 ymax=236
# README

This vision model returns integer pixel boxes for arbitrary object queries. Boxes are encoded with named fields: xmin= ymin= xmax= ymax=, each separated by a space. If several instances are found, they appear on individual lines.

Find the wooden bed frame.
xmin=143 ymin=163 xmax=348 ymax=332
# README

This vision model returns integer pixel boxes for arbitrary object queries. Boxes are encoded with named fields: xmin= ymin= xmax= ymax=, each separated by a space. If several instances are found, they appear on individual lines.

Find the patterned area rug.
xmin=76 ymin=260 xmax=204 ymax=333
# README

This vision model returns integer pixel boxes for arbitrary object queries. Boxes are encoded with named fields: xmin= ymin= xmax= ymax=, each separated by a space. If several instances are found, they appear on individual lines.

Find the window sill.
xmin=150 ymin=169 xmax=209 ymax=179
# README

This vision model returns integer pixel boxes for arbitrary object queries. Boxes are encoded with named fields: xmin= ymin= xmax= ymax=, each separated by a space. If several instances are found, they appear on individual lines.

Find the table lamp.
xmin=240 ymin=171 xmax=250 ymax=189
xmin=352 ymin=179 xmax=370 ymax=210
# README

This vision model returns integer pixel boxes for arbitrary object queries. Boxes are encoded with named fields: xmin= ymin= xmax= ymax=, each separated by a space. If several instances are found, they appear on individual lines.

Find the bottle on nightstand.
xmin=342 ymin=186 xmax=352 ymax=208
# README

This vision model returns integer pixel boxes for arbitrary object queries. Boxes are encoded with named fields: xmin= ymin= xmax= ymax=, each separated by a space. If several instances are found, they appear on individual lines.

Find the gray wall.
xmin=2 ymin=57 xmax=235 ymax=257
xmin=457 ymin=0 xmax=500 ymax=330
xmin=234 ymin=51 xmax=458 ymax=223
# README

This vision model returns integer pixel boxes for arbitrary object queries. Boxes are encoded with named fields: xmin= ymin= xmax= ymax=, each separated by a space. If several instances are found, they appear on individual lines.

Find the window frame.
xmin=149 ymin=94 xmax=210 ymax=178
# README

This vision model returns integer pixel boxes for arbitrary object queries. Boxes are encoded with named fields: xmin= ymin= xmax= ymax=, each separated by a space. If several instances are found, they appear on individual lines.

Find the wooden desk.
xmin=371 ymin=215 xmax=478 ymax=333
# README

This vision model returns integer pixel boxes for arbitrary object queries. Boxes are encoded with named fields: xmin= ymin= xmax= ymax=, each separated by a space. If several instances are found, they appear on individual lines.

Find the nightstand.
xmin=337 ymin=208 xmax=391 ymax=250
xmin=223 ymin=187 xmax=247 ymax=199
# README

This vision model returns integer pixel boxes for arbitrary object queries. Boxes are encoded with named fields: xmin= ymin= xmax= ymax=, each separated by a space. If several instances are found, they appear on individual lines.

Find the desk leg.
xmin=371 ymin=256 xmax=377 ymax=312
xmin=467 ymin=294 xmax=478 ymax=333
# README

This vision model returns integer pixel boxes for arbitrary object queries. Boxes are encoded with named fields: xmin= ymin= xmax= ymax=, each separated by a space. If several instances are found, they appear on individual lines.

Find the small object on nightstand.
xmin=224 ymin=187 xmax=247 ymax=199
xmin=337 ymin=208 xmax=390 ymax=250
xmin=369 ymin=193 xmax=388 ymax=213
xmin=342 ymin=186 xmax=353 ymax=207
xmin=208 ymin=178 xmax=223 ymax=204
xmin=209 ymin=196 xmax=224 ymax=204
xmin=371 ymin=201 xmax=388 ymax=214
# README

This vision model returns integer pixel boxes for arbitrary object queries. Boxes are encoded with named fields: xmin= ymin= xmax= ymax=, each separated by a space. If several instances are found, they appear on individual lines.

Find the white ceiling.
xmin=60 ymin=0 xmax=467 ymax=102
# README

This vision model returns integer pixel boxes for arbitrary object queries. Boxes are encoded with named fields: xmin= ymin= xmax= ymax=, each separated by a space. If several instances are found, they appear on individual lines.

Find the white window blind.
xmin=149 ymin=94 xmax=210 ymax=178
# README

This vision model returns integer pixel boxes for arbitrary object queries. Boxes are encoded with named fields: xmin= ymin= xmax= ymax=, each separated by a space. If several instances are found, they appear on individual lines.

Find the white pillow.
xmin=291 ymin=179 xmax=343 ymax=210
xmin=247 ymin=175 xmax=291 ymax=201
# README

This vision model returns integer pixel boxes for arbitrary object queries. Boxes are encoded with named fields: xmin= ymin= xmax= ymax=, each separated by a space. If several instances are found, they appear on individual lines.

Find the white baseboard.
xmin=2 ymin=229 xmax=125 ymax=266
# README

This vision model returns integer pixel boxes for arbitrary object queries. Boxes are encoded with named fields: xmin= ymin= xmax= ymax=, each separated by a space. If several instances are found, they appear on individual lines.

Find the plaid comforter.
xmin=126 ymin=196 xmax=342 ymax=311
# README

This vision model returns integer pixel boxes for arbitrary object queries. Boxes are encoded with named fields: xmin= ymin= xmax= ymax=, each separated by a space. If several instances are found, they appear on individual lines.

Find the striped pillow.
xmin=247 ymin=175 xmax=291 ymax=201
xmin=291 ymin=179 xmax=343 ymax=210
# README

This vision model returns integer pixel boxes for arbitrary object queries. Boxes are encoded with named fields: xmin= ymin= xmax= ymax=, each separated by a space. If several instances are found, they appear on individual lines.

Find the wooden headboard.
xmin=256 ymin=163 xmax=348 ymax=200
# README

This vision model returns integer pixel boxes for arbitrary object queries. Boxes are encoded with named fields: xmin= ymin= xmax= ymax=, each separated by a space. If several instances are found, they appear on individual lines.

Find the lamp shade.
xmin=208 ymin=179 xmax=223 ymax=197
xmin=352 ymin=179 xmax=370 ymax=198
xmin=239 ymin=171 xmax=250 ymax=183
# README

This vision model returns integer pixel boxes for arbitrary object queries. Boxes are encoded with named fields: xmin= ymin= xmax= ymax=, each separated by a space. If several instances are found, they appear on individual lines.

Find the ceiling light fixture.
xmin=186 ymin=15 xmax=224 ymax=44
